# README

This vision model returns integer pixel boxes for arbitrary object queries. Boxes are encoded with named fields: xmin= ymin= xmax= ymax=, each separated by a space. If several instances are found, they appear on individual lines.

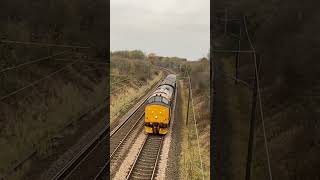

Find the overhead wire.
xmin=243 ymin=15 xmax=273 ymax=180
xmin=0 ymin=51 xmax=70 ymax=74
xmin=1 ymin=40 xmax=90 ymax=49
xmin=0 ymin=59 xmax=80 ymax=101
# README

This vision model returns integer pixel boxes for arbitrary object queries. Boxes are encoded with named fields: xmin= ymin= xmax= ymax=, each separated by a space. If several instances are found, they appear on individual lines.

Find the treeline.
xmin=111 ymin=50 xmax=145 ymax=60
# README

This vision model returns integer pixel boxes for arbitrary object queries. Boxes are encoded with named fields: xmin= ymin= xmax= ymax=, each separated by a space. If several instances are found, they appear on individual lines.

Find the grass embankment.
xmin=179 ymin=60 xmax=210 ymax=180
xmin=223 ymin=57 xmax=251 ymax=179
xmin=214 ymin=2 xmax=320 ymax=179
xmin=110 ymin=56 xmax=162 ymax=124
xmin=110 ymin=72 xmax=162 ymax=124
xmin=0 ymin=64 xmax=107 ymax=179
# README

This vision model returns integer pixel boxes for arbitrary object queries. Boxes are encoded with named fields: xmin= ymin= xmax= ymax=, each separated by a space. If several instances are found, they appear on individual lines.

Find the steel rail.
xmin=3 ymin=95 xmax=108 ymax=180
xmin=50 ymin=126 xmax=108 ymax=180
xmin=110 ymin=113 xmax=144 ymax=159
xmin=110 ymin=100 xmax=146 ymax=136
xmin=126 ymin=135 xmax=164 ymax=180
xmin=110 ymin=77 xmax=165 ymax=136
xmin=93 ymin=113 xmax=145 ymax=180
xmin=94 ymin=76 xmax=165 ymax=179
xmin=126 ymin=136 xmax=148 ymax=179
xmin=151 ymin=136 xmax=163 ymax=180
xmin=51 ymin=72 xmax=164 ymax=179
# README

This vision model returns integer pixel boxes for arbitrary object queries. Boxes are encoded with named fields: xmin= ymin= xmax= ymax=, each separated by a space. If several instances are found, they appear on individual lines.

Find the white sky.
xmin=110 ymin=0 xmax=210 ymax=60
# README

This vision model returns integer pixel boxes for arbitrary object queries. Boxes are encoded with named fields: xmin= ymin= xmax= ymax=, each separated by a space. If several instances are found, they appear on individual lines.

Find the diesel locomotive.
xmin=144 ymin=74 xmax=177 ymax=135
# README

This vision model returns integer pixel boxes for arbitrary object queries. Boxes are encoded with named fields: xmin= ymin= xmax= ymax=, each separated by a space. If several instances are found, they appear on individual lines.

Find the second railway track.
xmin=94 ymin=77 xmax=165 ymax=179
xmin=95 ymin=100 xmax=146 ymax=179
xmin=51 ymin=76 xmax=166 ymax=180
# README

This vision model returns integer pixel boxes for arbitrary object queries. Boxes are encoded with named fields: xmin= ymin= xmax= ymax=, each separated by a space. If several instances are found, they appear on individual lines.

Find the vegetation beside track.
xmin=110 ymin=51 xmax=211 ymax=179
xmin=0 ymin=0 xmax=107 ymax=178
xmin=110 ymin=53 xmax=163 ymax=124
xmin=214 ymin=1 xmax=320 ymax=178
xmin=0 ymin=61 xmax=107 ymax=178
xmin=179 ymin=58 xmax=210 ymax=179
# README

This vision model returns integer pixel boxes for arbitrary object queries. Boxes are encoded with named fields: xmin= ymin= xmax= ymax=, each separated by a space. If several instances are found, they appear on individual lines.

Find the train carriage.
xmin=144 ymin=74 xmax=177 ymax=135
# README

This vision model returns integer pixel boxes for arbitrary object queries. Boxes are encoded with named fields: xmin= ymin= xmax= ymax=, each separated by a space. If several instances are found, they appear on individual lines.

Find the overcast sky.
xmin=110 ymin=0 xmax=210 ymax=60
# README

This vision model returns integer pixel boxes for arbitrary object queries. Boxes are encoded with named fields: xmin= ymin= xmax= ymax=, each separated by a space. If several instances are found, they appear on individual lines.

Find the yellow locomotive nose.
xmin=144 ymin=104 xmax=170 ymax=134
xmin=145 ymin=105 xmax=168 ymax=123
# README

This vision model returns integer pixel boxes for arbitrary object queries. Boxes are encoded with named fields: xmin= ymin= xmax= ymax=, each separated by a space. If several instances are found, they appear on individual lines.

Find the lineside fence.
xmin=180 ymin=75 xmax=206 ymax=180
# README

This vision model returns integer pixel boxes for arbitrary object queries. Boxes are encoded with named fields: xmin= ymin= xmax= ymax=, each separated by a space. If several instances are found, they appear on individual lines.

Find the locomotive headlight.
xmin=160 ymin=112 xmax=162 ymax=114
xmin=155 ymin=116 xmax=158 ymax=119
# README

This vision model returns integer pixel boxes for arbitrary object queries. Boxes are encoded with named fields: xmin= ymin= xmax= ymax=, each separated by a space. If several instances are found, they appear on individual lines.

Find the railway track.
xmin=48 ymin=75 xmax=165 ymax=180
xmin=94 ymin=100 xmax=146 ymax=179
xmin=126 ymin=135 xmax=164 ymax=180
xmin=49 ymin=105 xmax=108 ymax=180
xmin=94 ymin=77 xmax=166 ymax=179
xmin=48 ymin=97 xmax=144 ymax=180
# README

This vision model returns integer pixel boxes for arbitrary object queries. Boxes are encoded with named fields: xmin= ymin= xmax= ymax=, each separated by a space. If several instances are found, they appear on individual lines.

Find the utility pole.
xmin=186 ymin=76 xmax=191 ymax=125
xmin=148 ymin=58 xmax=151 ymax=79
xmin=235 ymin=24 xmax=242 ymax=84
xmin=224 ymin=8 xmax=228 ymax=36
xmin=245 ymin=53 xmax=260 ymax=180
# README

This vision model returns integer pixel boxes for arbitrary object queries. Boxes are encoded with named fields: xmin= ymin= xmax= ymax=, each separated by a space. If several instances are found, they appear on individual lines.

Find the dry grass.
xmin=223 ymin=58 xmax=251 ymax=179
xmin=110 ymin=71 xmax=162 ymax=124
xmin=0 ymin=68 xmax=107 ymax=177
xmin=179 ymin=80 xmax=210 ymax=180
xmin=110 ymin=55 xmax=163 ymax=124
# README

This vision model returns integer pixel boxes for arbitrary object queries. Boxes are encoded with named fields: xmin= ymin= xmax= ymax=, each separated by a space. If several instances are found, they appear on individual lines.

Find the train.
xmin=144 ymin=74 xmax=177 ymax=135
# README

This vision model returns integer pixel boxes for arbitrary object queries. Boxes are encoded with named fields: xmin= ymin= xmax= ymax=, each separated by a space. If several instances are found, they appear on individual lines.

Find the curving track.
xmin=94 ymin=100 xmax=146 ymax=180
xmin=50 ymin=74 xmax=166 ymax=180
xmin=94 ymin=77 xmax=165 ymax=179
xmin=49 ymin=104 xmax=108 ymax=180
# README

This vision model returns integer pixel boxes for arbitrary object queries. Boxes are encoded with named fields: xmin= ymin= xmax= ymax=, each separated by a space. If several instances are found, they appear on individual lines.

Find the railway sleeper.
xmin=131 ymin=171 xmax=153 ymax=178
xmin=145 ymin=148 xmax=160 ymax=151
xmin=141 ymin=152 xmax=158 ymax=156
xmin=134 ymin=167 xmax=154 ymax=172
xmin=131 ymin=175 xmax=152 ymax=180
xmin=139 ymin=158 xmax=157 ymax=163
xmin=141 ymin=154 xmax=158 ymax=159
xmin=135 ymin=162 xmax=155 ymax=168
xmin=138 ymin=159 xmax=156 ymax=164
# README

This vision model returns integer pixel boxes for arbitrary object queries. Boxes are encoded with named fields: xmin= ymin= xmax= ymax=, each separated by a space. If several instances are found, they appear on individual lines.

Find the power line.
xmin=212 ymin=49 xmax=255 ymax=53
xmin=0 ymin=59 xmax=80 ymax=101
xmin=214 ymin=62 xmax=252 ymax=88
xmin=1 ymin=40 xmax=91 ymax=49
xmin=0 ymin=51 xmax=70 ymax=74
xmin=80 ymin=67 xmax=107 ymax=73
xmin=243 ymin=16 xmax=273 ymax=180
xmin=54 ymin=58 xmax=108 ymax=65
